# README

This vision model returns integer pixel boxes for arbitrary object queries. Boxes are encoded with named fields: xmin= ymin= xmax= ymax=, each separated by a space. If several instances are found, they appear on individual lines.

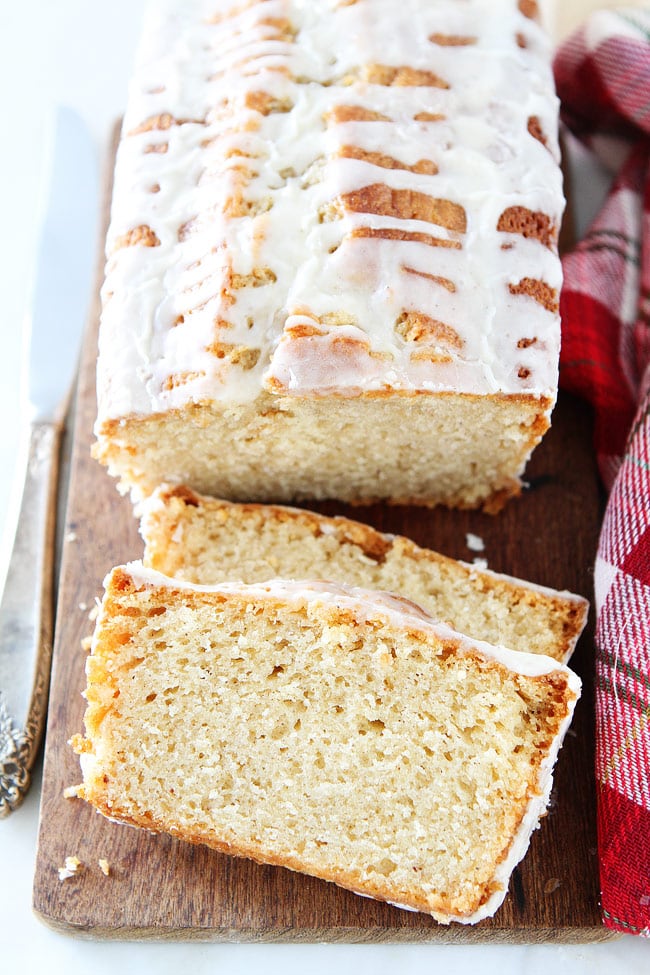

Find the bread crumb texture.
xmin=140 ymin=489 xmax=589 ymax=663
xmin=58 ymin=856 xmax=83 ymax=881
xmin=76 ymin=568 xmax=578 ymax=924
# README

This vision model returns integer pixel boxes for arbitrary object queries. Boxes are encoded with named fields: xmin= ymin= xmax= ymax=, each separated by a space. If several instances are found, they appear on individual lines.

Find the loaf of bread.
xmin=73 ymin=563 xmax=580 ymax=924
xmin=140 ymin=485 xmax=588 ymax=662
xmin=93 ymin=0 xmax=564 ymax=511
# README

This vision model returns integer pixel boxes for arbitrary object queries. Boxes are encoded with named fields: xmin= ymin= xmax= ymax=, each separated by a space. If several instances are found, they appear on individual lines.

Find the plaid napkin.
xmin=554 ymin=8 xmax=650 ymax=938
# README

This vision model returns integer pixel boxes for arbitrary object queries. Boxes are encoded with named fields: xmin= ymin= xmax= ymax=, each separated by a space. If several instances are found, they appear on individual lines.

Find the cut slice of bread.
xmin=74 ymin=563 xmax=581 ymax=925
xmin=139 ymin=486 xmax=588 ymax=663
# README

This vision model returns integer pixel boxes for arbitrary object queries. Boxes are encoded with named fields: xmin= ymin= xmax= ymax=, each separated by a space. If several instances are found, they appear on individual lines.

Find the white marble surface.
xmin=1 ymin=2 xmax=649 ymax=971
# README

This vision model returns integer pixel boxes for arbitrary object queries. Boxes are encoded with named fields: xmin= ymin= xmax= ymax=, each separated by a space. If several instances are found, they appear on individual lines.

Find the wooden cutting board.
xmin=32 ymin=139 xmax=613 ymax=943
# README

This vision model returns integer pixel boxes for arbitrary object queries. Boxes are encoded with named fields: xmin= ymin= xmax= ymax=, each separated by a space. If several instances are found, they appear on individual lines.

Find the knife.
xmin=0 ymin=107 xmax=97 ymax=817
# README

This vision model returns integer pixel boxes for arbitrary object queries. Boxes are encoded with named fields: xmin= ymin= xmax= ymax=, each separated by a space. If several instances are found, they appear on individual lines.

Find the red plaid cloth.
xmin=554 ymin=8 xmax=650 ymax=939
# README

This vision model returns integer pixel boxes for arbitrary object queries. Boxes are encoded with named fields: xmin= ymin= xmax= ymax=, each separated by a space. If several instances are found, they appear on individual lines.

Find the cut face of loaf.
xmin=140 ymin=486 xmax=589 ymax=663
xmin=93 ymin=0 xmax=564 ymax=510
xmin=74 ymin=564 xmax=581 ymax=925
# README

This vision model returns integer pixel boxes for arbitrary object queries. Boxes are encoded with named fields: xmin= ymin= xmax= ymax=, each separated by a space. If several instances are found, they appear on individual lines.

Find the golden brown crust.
xmin=508 ymin=277 xmax=559 ymax=313
xmin=342 ymin=184 xmax=467 ymax=232
xmin=429 ymin=33 xmax=477 ymax=46
xmin=395 ymin=311 xmax=464 ymax=349
xmin=362 ymin=63 xmax=450 ymax=89
xmin=413 ymin=111 xmax=446 ymax=122
xmin=350 ymin=226 xmax=462 ymax=249
xmin=327 ymin=104 xmax=392 ymax=123
xmin=160 ymin=370 xmax=206 ymax=391
xmin=497 ymin=206 xmax=557 ymax=250
xmin=256 ymin=16 xmax=297 ymax=41
xmin=284 ymin=322 xmax=327 ymax=338
xmin=244 ymin=90 xmax=294 ymax=116
xmin=518 ymin=0 xmax=540 ymax=20
xmin=128 ymin=112 xmax=176 ymax=134
xmin=231 ymin=267 xmax=277 ymax=289
xmin=402 ymin=266 xmax=456 ymax=291
xmin=527 ymin=115 xmax=548 ymax=148
xmin=205 ymin=343 xmax=261 ymax=370
xmin=127 ymin=113 xmax=205 ymax=135
xmin=113 ymin=224 xmax=161 ymax=249
xmin=339 ymin=144 xmax=438 ymax=176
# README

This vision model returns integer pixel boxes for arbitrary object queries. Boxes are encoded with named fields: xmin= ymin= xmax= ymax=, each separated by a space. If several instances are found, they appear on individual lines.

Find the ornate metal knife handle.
xmin=0 ymin=421 xmax=60 ymax=817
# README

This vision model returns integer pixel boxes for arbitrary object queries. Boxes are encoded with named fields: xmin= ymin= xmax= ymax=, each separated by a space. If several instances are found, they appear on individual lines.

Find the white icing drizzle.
xmin=97 ymin=0 xmax=564 ymax=422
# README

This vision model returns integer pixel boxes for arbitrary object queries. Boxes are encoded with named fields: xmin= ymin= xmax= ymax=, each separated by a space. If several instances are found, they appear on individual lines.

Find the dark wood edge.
xmin=32 ymin=906 xmax=619 ymax=945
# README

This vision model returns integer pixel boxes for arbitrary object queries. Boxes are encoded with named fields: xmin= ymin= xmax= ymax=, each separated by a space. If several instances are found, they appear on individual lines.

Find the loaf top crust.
xmin=97 ymin=0 xmax=563 ymax=422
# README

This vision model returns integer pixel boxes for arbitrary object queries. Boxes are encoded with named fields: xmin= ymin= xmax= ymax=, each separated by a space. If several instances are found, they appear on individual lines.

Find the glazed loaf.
xmin=140 ymin=486 xmax=588 ymax=662
xmin=74 ymin=563 xmax=580 ymax=924
xmin=94 ymin=0 xmax=564 ymax=510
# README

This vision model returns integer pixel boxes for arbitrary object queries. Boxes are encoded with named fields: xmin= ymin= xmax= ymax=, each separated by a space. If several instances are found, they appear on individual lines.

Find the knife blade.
xmin=0 ymin=106 xmax=97 ymax=817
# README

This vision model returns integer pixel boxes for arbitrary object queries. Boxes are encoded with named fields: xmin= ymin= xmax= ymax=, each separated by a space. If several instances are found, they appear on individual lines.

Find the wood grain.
xmin=32 ymin=139 xmax=612 ymax=943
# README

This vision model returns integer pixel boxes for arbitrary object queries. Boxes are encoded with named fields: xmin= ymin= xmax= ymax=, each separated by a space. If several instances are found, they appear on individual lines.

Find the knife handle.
xmin=0 ymin=421 xmax=61 ymax=818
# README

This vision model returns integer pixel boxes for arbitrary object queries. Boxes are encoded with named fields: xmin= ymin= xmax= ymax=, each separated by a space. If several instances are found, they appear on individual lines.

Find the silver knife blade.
xmin=0 ymin=107 xmax=97 ymax=816
xmin=29 ymin=106 xmax=98 ymax=421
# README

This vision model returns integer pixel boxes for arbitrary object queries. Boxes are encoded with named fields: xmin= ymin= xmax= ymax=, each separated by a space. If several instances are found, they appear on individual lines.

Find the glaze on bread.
xmin=94 ymin=0 xmax=563 ymax=510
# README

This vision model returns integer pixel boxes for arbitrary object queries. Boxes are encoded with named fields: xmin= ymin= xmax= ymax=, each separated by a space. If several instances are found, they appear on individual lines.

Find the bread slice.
xmin=74 ymin=563 xmax=581 ymax=925
xmin=140 ymin=486 xmax=588 ymax=663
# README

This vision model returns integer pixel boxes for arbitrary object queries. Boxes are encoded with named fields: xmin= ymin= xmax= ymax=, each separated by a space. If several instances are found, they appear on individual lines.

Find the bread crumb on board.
xmin=58 ymin=856 xmax=83 ymax=881
xmin=465 ymin=532 xmax=485 ymax=553
xmin=62 ymin=784 xmax=82 ymax=799
xmin=98 ymin=858 xmax=111 ymax=876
